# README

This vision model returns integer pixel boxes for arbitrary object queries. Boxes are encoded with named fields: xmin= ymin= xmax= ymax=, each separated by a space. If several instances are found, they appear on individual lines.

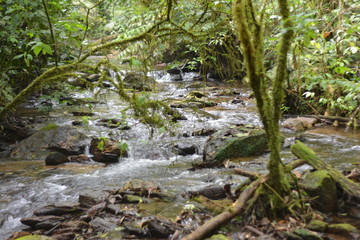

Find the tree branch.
xmin=42 ymin=0 xmax=59 ymax=67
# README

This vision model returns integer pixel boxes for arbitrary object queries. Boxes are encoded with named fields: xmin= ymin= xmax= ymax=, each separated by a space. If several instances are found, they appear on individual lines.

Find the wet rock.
xmin=292 ymin=228 xmax=323 ymax=240
xmin=123 ymin=72 xmax=157 ymax=91
xmin=203 ymin=125 xmax=268 ymax=167
xmin=34 ymin=205 xmax=83 ymax=216
xmin=90 ymin=138 xmax=128 ymax=164
xmin=21 ymin=216 xmax=64 ymax=229
xmin=188 ymin=185 xmax=228 ymax=200
xmin=78 ymin=191 xmax=109 ymax=208
xmin=71 ymin=111 xmax=95 ymax=117
xmin=170 ymin=74 xmax=183 ymax=81
xmin=283 ymin=117 xmax=318 ymax=131
xmin=69 ymin=154 xmax=90 ymax=163
xmin=122 ymin=179 xmax=160 ymax=197
xmin=45 ymin=152 xmax=69 ymax=166
xmin=10 ymin=125 xmax=88 ymax=160
xmin=301 ymin=170 xmax=338 ymax=212
xmin=86 ymin=73 xmax=101 ymax=82
xmin=89 ymin=217 xmax=117 ymax=232
xmin=146 ymin=219 xmax=176 ymax=238
xmin=192 ymin=128 xmax=216 ymax=136
xmin=327 ymin=223 xmax=358 ymax=235
xmin=231 ymin=97 xmax=246 ymax=105
xmin=71 ymin=120 xmax=82 ymax=126
xmin=167 ymin=67 xmax=181 ymax=74
xmin=187 ymin=91 xmax=205 ymax=98
xmin=306 ymin=219 xmax=328 ymax=232
xmin=107 ymin=204 xmax=122 ymax=214
xmin=167 ymin=109 xmax=187 ymax=122
xmin=174 ymin=143 xmax=198 ymax=156
xmin=96 ymin=118 xmax=130 ymax=130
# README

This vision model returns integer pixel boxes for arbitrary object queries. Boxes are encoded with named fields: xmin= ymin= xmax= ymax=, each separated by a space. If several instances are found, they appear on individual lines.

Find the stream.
xmin=0 ymin=71 xmax=360 ymax=239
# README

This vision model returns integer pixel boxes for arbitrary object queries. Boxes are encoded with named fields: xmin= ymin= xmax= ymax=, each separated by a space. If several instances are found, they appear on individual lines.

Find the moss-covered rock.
xmin=202 ymin=125 xmax=268 ymax=167
xmin=327 ymin=223 xmax=358 ymax=235
xmin=205 ymin=234 xmax=231 ymax=240
xmin=292 ymin=228 xmax=323 ymax=240
xmin=301 ymin=170 xmax=338 ymax=212
xmin=123 ymin=72 xmax=157 ymax=91
xmin=306 ymin=219 xmax=328 ymax=232
xmin=15 ymin=235 xmax=56 ymax=240
xmin=123 ymin=194 xmax=145 ymax=203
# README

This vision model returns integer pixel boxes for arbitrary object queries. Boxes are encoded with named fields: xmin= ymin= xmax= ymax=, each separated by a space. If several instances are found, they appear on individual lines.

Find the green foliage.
xmin=285 ymin=0 xmax=360 ymax=117
xmin=97 ymin=136 xmax=107 ymax=151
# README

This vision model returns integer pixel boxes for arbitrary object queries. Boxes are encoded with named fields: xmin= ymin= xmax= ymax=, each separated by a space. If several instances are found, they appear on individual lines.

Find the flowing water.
xmin=0 ymin=71 xmax=359 ymax=239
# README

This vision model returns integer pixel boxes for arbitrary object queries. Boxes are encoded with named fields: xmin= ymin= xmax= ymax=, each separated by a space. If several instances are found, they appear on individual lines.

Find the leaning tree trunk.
xmin=232 ymin=0 xmax=294 ymax=217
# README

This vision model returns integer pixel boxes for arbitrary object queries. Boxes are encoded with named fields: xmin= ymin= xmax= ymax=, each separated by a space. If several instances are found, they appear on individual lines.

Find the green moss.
xmin=124 ymin=194 xmax=145 ymax=203
xmin=16 ymin=235 xmax=56 ymax=240
xmin=328 ymin=223 xmax=358 ymax=234
xmin=205 ymin=234 xmax=230 ymax=240
xmin=293 ymin=228 xmax=323 ymax=240
xmin=307 ymin=219 xmax=328 ymax=232
xmin=40 ymin=124 xmax=59 ymax=131
xmin=213 ymin=130 xmax=267 ymax=162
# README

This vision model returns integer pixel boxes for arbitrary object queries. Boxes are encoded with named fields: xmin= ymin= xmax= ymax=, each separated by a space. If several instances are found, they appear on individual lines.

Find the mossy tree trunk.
xmin=232 ymin=0 xmax=294 ymax=217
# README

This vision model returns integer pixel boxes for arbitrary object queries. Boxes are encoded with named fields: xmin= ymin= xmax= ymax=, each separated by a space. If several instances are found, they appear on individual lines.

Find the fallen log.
xmin=290 ymin=140 xmax=360 ymax=200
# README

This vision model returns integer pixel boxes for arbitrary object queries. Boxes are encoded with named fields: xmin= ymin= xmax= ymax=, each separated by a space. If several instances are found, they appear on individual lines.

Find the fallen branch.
xmin=184 ymin=158 xmax=307 ymax=240
xmin=182 ymin=177 xmax=266 ymax=240
xmin=291 ymin=140 xmax=360 ymax=200
xmin=234 ymin=168 xmax=259 ymax=178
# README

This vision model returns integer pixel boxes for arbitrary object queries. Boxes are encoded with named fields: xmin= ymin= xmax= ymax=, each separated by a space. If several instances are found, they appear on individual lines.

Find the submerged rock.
xmin=203 ymin=125 xmax=268 ymax=167
xmin=11 ymin=125 xmax=88 ymax=160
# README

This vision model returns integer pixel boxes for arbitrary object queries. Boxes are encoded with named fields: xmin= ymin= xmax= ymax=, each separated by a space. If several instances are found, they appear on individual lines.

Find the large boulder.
xmin=301 ymin=170 xmax=338 ymax=212
xmin=123 ymin=72 xmax=157 ymax=91
xmin=203 ymin=125 xmax=268 ymax=167
xmin=10 ymin=125 xmax=88 ymax=160
xmin=282 ymin=117 xmax=318 ymax=131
